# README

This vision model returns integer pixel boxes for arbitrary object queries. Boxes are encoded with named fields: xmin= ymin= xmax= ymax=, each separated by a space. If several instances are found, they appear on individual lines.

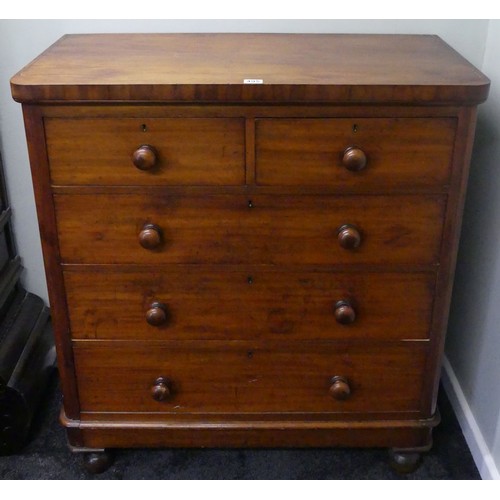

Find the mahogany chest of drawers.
xmin=11 ymin=34 xmax=489 ymax=473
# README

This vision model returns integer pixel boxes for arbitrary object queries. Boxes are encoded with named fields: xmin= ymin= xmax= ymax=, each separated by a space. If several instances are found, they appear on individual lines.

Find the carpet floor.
xmin=0 ymin=373 xmax=480 ymax=480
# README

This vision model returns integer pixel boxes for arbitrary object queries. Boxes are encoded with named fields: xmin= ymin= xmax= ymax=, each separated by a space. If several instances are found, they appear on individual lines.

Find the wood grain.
xmin=256 ymin=117 xmax=456 ymax=189
xmin=54 ymin=193 xmax=446 ymax=266
xmin=20 ymin=105 xmax=80 ymax=419
xmin=45 ymin=117 xmax=245 ymax=186
xmin=72 ymin=341 xmax=427 ymax=414
xmin=63 ymin=268 xmax=435 ymax=341
xmin=11 ymin=34 xmax=489 ymax=104
xmin=38 ymin=103 xmax=466 ymax=120
xmin=68 ymin=414 xmax=437 ymax=449
xmin=422 ymin=106 xmax=481 ymax=415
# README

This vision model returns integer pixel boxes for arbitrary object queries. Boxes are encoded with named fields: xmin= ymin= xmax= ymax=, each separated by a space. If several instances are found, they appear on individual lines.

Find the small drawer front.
xmin=64 ymin=269 xmax=435 ymax=341
xmin=255 ymin=118 xmax=456 ymax=189
xmin=54 ymin=194 xmax=445 ymax=266
xmin=73 ymin=342 xmax=427 ymax=414
xmin=45 ymin=117 xmax=245 ymax=185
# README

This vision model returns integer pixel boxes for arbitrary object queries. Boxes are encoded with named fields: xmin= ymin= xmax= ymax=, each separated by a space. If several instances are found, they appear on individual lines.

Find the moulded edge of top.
xmin=9 ymin=80 xmax=491 ymax=105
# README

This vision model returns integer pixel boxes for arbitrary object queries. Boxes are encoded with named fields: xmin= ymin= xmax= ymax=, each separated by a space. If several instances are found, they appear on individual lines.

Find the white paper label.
xmin=243 ymin=79 xmax=264 ymax=84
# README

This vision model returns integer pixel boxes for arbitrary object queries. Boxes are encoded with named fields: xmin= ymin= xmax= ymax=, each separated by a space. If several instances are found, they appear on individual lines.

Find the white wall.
xmin=0 ymin=19 xmax=498 ymax=477
xmin=446 ymin=19 xmax=500 ymax=478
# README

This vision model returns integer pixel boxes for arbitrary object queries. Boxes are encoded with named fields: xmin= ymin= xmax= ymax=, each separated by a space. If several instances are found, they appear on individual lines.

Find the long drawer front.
xmin=73 ymin=342 xmax=427 ymax=414
xmin=54 ymin=194 xmax=445 ymax=266
xmin=64 ymin=269 xmax=435 ymax=341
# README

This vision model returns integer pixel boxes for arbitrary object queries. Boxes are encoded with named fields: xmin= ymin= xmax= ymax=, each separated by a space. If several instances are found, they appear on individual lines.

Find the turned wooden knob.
xmin=132 ymin=144 xmax=158 ymax=171
xmin=329 ymin=376 xmax=351 ymax=400
xmin=337 ymin=224 xmax=361 ymax=250
xmin=151 ymin=377 xmax=172 ymax=402
xmin=146 ymin=302 xmax=168 ymax=326
xmin=342 ymin=146 xmax=367 ymax=172
xmin=334 ymin=300 xmax=356 ymax=324
xmin=139 ymin=223 xmax=162 ymax=250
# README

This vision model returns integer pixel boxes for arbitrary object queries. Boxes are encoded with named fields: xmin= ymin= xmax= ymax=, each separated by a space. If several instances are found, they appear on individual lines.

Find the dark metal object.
xmin=0 ymin=297 xmax=56 ymax=455
xmin=0 ymin=152 xmax=56 ymax=455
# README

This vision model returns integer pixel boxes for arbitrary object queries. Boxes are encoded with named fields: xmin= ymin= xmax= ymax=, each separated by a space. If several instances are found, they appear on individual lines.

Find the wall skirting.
xmin=441 ymin=356 xmax=500 ymax=480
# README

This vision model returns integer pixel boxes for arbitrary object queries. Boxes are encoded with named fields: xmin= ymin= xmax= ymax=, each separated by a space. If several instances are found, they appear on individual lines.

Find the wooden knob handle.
xmin=146 ymin=302 xmax=168 ymax=326
xmin=139 ymin=224 xmax=162 ymax=250
xmin=151 ymin=377 xmax=172 ymax=402
xmin=334 ymin=300 xmax=356 ymax=324
xmin=132 ymin=144 xmax=158 ymax=171
xmin=337 ymin=224 xmax=361 ymax=250
xmin=329 ymin=376 xmax=351 ymax=400
xmin=342 ymin=146 xmax=367 ymax=172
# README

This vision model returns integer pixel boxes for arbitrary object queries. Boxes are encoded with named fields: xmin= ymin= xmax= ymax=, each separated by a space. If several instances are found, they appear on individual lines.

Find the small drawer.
xmin=64 ymin=269 xmax=435 ymax=341
xmin=54 ymin=193 xmax=445 ymax=266
xmin=45 ymin=117 xmax=245 ymax=185
xmin=73 ymin=341 xmax=427 ymax=414
xmin=255 ymin=117 xmax=456 ymax=190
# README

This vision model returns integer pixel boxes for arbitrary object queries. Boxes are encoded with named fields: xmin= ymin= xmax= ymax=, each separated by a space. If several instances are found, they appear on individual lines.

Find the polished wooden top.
xmin=11 ymin=33 xmax=490 ymax=104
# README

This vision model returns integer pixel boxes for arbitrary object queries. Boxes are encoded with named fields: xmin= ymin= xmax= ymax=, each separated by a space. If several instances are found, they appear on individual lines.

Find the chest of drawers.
xmin=11 ymin=34 xmax=489 ymax=473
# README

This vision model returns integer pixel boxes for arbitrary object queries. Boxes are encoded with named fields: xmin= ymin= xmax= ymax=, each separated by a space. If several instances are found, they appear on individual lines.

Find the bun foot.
xmin=82 ymin=449 xmax=114 ymax=474
xmin=388 ymin=449 xmax=422 ymax=474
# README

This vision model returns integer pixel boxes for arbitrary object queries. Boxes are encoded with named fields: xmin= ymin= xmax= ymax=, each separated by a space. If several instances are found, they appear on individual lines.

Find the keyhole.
xmin=141 ymin=124 xmax=147 ymax=132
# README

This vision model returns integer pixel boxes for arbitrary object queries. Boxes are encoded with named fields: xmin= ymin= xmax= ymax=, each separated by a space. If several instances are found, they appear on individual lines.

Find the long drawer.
xmin=73 ymin=341 xmax=427 ymax=414
xmin=54 ymin=194 xmax=445 ymax=266
xmin=256 ymin=117 xmax=456 ymax=189
xmin=45 ymin=117 xmax=246 ymax=186
xmin=64 ymin=269 xmax=435 ymax=341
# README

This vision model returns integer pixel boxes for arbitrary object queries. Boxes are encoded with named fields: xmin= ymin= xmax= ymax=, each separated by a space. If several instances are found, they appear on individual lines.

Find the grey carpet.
xmin=0 ymin=373 xmax=480 ymax=479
